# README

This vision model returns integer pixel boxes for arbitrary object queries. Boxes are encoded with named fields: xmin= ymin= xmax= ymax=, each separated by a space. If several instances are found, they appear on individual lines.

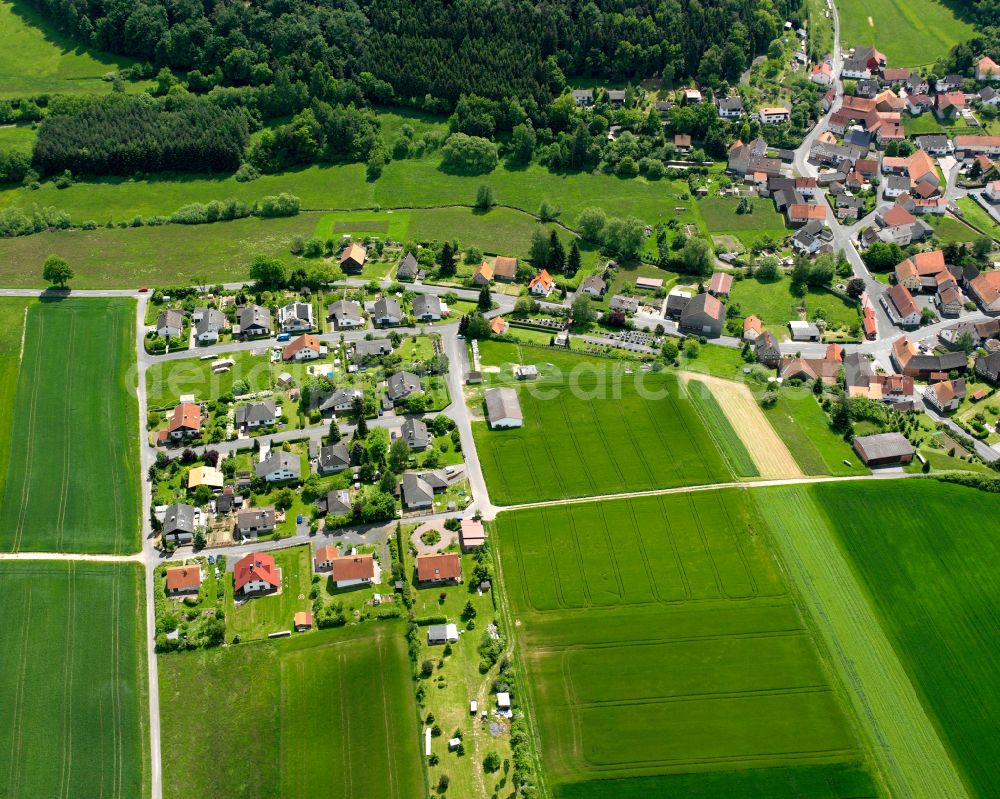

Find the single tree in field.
xmin=42 ymin=255 xmax=74 ymax=288
xmin=475 ymin=184 xmax=495 ymax=210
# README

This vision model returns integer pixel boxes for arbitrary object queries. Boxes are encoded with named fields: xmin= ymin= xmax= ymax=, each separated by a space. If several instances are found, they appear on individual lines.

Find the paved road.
xmin=793 ymin=0 xmax=844 ymax=180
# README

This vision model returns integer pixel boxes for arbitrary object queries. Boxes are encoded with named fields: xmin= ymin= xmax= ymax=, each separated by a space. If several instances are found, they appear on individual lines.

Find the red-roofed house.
xmin=166 ymin=565 xmax=202 ymax=595
xmin=788 ymin=204 xmax=827 ymax=225
xmin=954 ymin=136 xmax=1000 ymax=155
xmin=708 ymin=272 xmax=733 ymax=297
xmin=416 ymin=553 xmax=462 ymax=584
xmin=977 ymin=56 xmax=1000 ymax=81
xmin=743 ymin=315 xmax=762 ymax=341
xmin=233 ymin=552 xmax=281 ymax=595
xmin=282 ymin=334 xmax=322 ymax=362
xmin=936 ymin=92 xmax=966 ymax=119
xmin=318 ymin=550 xmax=377 ymax=588
xmin=968 ymin=272 xmax=1000 ymax=313
xmin=811 ymin=62 xmax=834 ymax=86
xmin=168 ymin=402 xmax=202 ymax=440
xmin=528 ymin=269 xmax=556 ymax=297
xmin=881 ymin=284 xmax=921 ymax=327
xmin=490 ymin=316 xmax=509 ymax=335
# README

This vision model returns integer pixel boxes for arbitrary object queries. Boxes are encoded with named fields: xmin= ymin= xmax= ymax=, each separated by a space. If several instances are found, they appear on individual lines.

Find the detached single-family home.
xmin=717 ymin=96 xmax=744 ymax=118
xmin=316 ymin=489 xmax=353 ymax=518
xmin=788 ymin=203 xmax=827 ymax=226
xmin=754 ymin=330 xmax=782 ymax=367
xmin=168 ymin=402 xmax=202 ymax=440
xmin=493 ymin=256 xmax=517 ymax=282
xmin=412 ymin=294 xmax=443 ymax=322
xmin=529 ymin=269 xmax=556 ymax=297
xmin=156 ymin=309 xmax=184 ymax=339
xmin=317 ymin=442 xmax=351 ymax=475
xmin=277 ymin=302 xmax=313 ymax=333
xmin=282 ymin=334 xmax=322 ymax=361
xmin=318 ymin=387 xmax=364 ymax=416
xmin=372 ymin=297 xmax=403 ymax=326
xmin=340 ymin=242 xmax=367 ymax=274
xmin=985 ymin=180 xmax=1000 ymax=203
xmin=315 ymin=547 xmax=378 ymax=587
xmin=235 ymin=400 xmax=278 ymax=430
xmin=235 ymin=507 xmax=276 ymax=537
xmin=387 ymin=371 xmax=421 ymax=402
xmin=881 ymin=284 xmax=921 ymax=328
xmin=758 ymin=106 xmax=790 ymax=124
xmin=193 ymin=308 xmax=226 ymax=344
xmin=401 ymin=473 xmax=437 ymax=509
xmin=976 ymin=55 xmax=1000 ymax=81
xmin=572 ymin=89 xmax=594 ymax=107
xmin=233 ymin=552 xmax=281 ymax=595
xmin=162 ymin=503 xmax=196 ymax=544
xmin=237 ymin=305 xmax=272 ymax=338
xmin=327 ymin=299 xmax=364 ymax=329
xmin=679 ymin=293 xmax=725 ymax=338
xmin=743 ymin=315 xmax=762 ymax=341
xmin=416 ymin=553 xmax=462 ymax=585
xmin=187 ymin=465 xmax=223 ymax=491
xmin=953 ymin=135 xmax=1000 ymax=156
xmin=353 ymin=339 xmax=392 ymax=364
xmin=401 ymin=418 xmax=430 ymax=450
xmin=427 ymin=623 xmax=459 ymax=645
xmin=255 ymin=451 xmax=301 ymax=483
xmin=484 ymin=387 xmax=523 ymax=428
xmin=608 ymin=89 xmax=627 ymax=106
xmin=925 ymin=378 xmax=966 ymax=412
xmin=852 ymin=432 xmax=914 ymax=466
xmin=396 ymin=251 xmax=420 ymax=281
xmin=490 ymin=316 xmax=509 ymax=335
xmin=968 ymin=271 xmax=1000 ymax=312
xmin=578 ymin=274 xmax=607 ymax=298
xmin=975 ymin=350 xmax=1000 ymax=384
xmin=810 ymin=62 xmax=834 ymax=86
xmin=166 ymin=565 xmax=201 ymax=595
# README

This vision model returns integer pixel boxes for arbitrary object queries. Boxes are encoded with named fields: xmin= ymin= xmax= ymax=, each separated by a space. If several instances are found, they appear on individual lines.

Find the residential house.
xmin=490 ymin=316 xmax=509 ymax=334
xmin=985 ymin=180 xmax=1000 ymax=203
xmin=852 ymin=433 xmax=914 ymax=466
xmin=754 ymin=330 xmax=782 ymax=367
xmin=758 ymin=106 xmax=790 ymax=124
xmin=717 ymin=96 xmax=744 ymax=118
xmin=352 ymin=339 xmax=392 ymax=363
xmin=282 ymin=334 xmax=322 ymax=362
xmin=743 ymin=315 xmax=762 ymax=341
xmin=372 ymin=297 xmax=403 ymax=326
xmin=708 ymin=272 xmax=733 ymax=298
xmin=979 ymin=86 xmax=1000 ymax=107
xmin=610 ymin=295 xmax=640 ymax=314
xmin=255 ymin=451 xmax=301 ymax=483
xmin=841 ymin=58 xmax=871 ymax=80
xmin=156 ymin=309 xmax=184 ymax=339
xmin=319 ymin=550 xmax=377 ymax=588
xmin=779 ymin=352 xmax=842 ymax=385
xmin=884 ymin=174 xmax=911 ymax=198
xmin=935 ymin=74 xmax=963 ymax=93
xmin=484 ymin=387 xmax=523 ymax=428
xmin=976 ymin=55 xmax=1000 ymax=81
xmin=882 ymin=67 xmax=911 ymax=84
xmin=427 ymin=624 xmax=459 ymax=645
xmin=472 ymin=261 xmax=494 ymax=285
xmin=854 ymin=79 xmax=879 ymax=98
xmin=233 ymin=552 xmax=281 ymax=595
xmin=316 ymin=489 xmax=353 ymax=518
xmin=792 ymin=219 xmax=833 ymax=255
xmin=665 ymin=291 xmax=691 ymax=319
xmin=894 ymin=250 xmax=947 ymax=291
xmin=906 ymin=94 xmax=934 ymax=115
xmin=810 ymin=62 xmax=834 ymax=86
xmin=235 ymin=507 xmax=276 ymax=537
xmin=396 ymin=252 xmax=419 ymax=281
xmin=679 ymin=293 xmax=726 ymax=337
xmin=401 ymin=418 xmax=430 ymax=450
xmin=187 ymin=465 xmax=224 ymax=491
xmin=339 ymin=242 xmax=367 ymax=274
xmin=529 ymin=269 xmax=556 ymax=297
xmin=237 ymin=305 xmax=272 ymax=338
xmin=953 ymin=135 xmax=1000 ymax=156
xmin=925 ymin=378 xmax=966 ymax=412
xmin=166 ymin=565 xmax=201 ymax=595
xmin=317 ymin=442 xmax=351 ymax=475
xmin=836 ymin=194 xmax=864 ymax=221
xmin=235 ymin=400 xmax=278 ymax=430
xmin=572 ymin=89 xmax=594 ymax=106
xmin=936 ymin=281 xmax=964 ymax=317
xmin=968 ymin=271 xmax=1000 ymax=312
xmin=936 ymin=92 xmax=966 ymax=120
xmin=387 ymin=371 xmax=421 ymax=402
xmin=168 ymin=402 xmax=201 ymax=440
xmin=681 ymin=88 xmax=702 ymax=104
xmin=493 ymin=256 xmax=518 ymax=282
xmin=881 ymin=284 xmax=921 ymax=327
xmin=674 ymin=134 xmax=692 ymax=152
xmin=327 ymin=299 xmax=364 ymax=329
xmin=193 ymin=308 xmax=226 ymax=344
xmin=975 ymin=350 xmax=1000 ymax=384
xmin=277 ymin=302 xmax=313 ymax=333
xmin=578 ymin=275 xmax=607 ymax=298
xmin=903 ymin=73 xmax=929 ymax=95
xmin=317 ymin=387 xmax=364 ymax=416
xmin=415 ymin=553 xmax=462 ymax=585
xmin=412 ymin=294 xmax=443 ymax=322
xmin=795 ymin=176 xmax=818 ymax=196
xmin=915 ymin=134 xmax=951 ymax=156
xmin=788 ymin=203 xmax=827 ymax=226
xmin=401 ymin=473 xmax=434 ymax=509
xmin=607 ymin=89 xmax=626 ymax=106
xmin=162 ymin=503 xmax=196 ymax=544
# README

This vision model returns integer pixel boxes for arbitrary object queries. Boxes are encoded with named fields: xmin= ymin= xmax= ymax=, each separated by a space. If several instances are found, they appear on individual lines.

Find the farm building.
xmin=484 ymin=388 xmax=523 ymax=428
xmin=165 ymin=564 xmax=201 ymax=595
xmin=852 ymin=433 xmax=915 ymax=466
xmin=340 ymin=242 xmax=367 ymax=273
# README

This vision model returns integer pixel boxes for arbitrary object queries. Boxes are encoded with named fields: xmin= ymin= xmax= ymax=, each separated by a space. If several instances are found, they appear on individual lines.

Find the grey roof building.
xmin=852 ymin=433 xmax=915 ymax=466
xmin=318 ymin=387 xmax=364 ymax=414
xmin=354 ymin=338 xmax=393 ymax=362
xmin=193 ymin=308 xmax=226 ymax=340
xmin=235 ymin=507 xmax=276 ymax=534
xmin=235 ymin=401 xmax=277 ymax=429
xmin=277 ymin=301 xmax=313 ymax=332
xmin=156 ymin=309 xmax=184 ymax=338
xmin=387 ymin=371 xmax=421 ymax=401
xmin=843 ymin=352 xmax=874 ymax=388
xmin=327 ymin=299 xmax=364 ymax=328
xmin=318 ymin=442 xmax=351 ymax=474
xmin=402 ymin=473 xmax=434 ymax=508
xmin=162 ymin=503 xmax=196 ymax=542
xmin=484 ymin=387 xmax=523 ymax=428
xmin=317 ymin=489 xmax=353 ymax=517
xmin=255 ymin=450 xmax=301 ymax=482
xmin=373 ymin=297 xmax=403 ymax=325
xmin=401 ymin=418 xmax=430 ymax=450
xmin=412 ymin=294 xmax=443 ymax=321
xmin=610 ymin=295 xmax=640 ymax=314
xmin=237 ymin=304 xmax=272 ymax=337
xmin=396 ymin=252 xmax=419 ymax=280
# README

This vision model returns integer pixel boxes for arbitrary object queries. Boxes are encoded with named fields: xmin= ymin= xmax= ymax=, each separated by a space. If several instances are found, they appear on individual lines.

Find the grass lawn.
xmin=496 ymin=492 xmax=871 ymax=795
xmin=146 ymin=348 xmax=284 ymax=410
xmin=698 ymin=195 xmax=789 ymax=248
xmin=225 ymin=545 xmax=314 ymax=641
xmin=0 ymin=297 xmax=142 ymax=554
xmin=0 ymin=122 xmax=37 ymax=153
xmin=0 ymin=0 xmax=143 ymax=97
xmin=729 ymin=276 xmax=861 ymax=336
xmin=0 ymin=298 xmax=30 ymax=518
xmin=762 ymin=392 xmax=867 ymax=476
xmin=471 ymin=343 xmax=732 ymax=504
xmin=956 ymin=196 xmax=1000 ymax=241
xmin=902 ymin=114 xmax=946 ymax=137
xmin=928 ymin=213 xmax=983 ymax=244
xmin=836 ymin=0 xmax=976 ymax=67
xmin=160 ymin=623 xmax=424 ymax=799
xmin=0 ymin=561 xmax=149 ymax=798
xmin=806 ymin=480 xmax=1000 ymax=799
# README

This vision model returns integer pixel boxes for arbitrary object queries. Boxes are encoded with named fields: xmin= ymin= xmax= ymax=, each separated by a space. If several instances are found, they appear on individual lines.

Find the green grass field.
xmin=0 ymin=298 xmax=141 ymax=553
xmin=224 ymin=545 xmax=313 ymax=641
xmin=730 ymin=277 xmax=861 ymax=335
xmin=0 ymin=122 xmax=37 ymax=153
xmin=809 ymin=479 xmax=1000 ymax=799
xmin=762 ymin=393 xmax=867 ymax=476
xmin=0 ymin=561 xmax=149 ymax=798
xmin=0 ymin=298 xmax=29 ymax=516
xmin=957 ymin=197 xmax=1000 ymax=241
xmin=0 ymin=0 xmax=140 ymax=97
xmin=928 ymin=213 xmax=983 ymax=244
xmin=146 ymin=349 xmax=282 ymax=410
xmin=686 ymin=378 xmax=760 ymax=477
xmin=472 ymin=343 xmax=732 ymax=504
xmin=497 ymin=492 xmax=870 ymax=796
xmin=160 ymin=623 xmax=424 ymax=799
xmin=698 ymin=195 xmax=789 ymax=248
xmin=836 ymin=0 xmax=976 ymax=66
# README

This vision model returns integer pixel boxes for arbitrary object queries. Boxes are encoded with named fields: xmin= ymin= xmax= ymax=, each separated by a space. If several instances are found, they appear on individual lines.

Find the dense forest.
xmin=32 ymin=95 xmax=249 ymax=176
xmin=24 ymin=0 xmax=799 ymax=107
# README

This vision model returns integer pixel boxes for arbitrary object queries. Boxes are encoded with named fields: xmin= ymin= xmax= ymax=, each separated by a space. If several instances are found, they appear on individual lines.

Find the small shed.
xmin=448 ymin=738 xmax=461 ymax=751
xmin=496 ymin=692 xmax=511 ymax=709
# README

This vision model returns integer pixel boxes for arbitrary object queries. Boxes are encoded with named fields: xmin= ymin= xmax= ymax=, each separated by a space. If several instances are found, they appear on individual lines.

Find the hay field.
xmin=0 ymin=298 xmax=141 ymax=553
xmin=0 ymin=561 xmax=149 ymax=798
xmin=496 ymin=492 xmax=869 ymax=796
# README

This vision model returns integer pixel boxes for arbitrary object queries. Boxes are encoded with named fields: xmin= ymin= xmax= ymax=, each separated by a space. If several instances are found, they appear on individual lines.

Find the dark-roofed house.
xmin=277 ymin=301 xmax=313 ymax=333
xmin=717 ymin=96 xmax=743 ymax=118
xmin=316 ymin=489 xmax=353 ymax=518
xmin=235 ymin=400 xmax=278 ymax=430
xmin=162 ymin=503 xmax=196 ymax=544
xmin=353 ymin=339 xmax=392 ymax=363
xmin=484 ymin=387 xmax=522 ymax=428
xmin=665 ymin=292 xmax=691 ymax=319
xmin=340 ymin=242 xmax=367 ymax=273
xmin=156 ymin=309 xmax=184 ymax=339
xmin=402 ymin=473 xmax=434 ymax=509
xmin=373 ymin=297 xmax=403 ymax=326
xmin=415 ymin=553 xmax=462 ymax=584
xmin=396 ymin=252 xmax=419 ymax=281
xmin=975 ymin=351 xmax=1000 ymax=384
xmin=318 ymin=387 xmax=364 ymax=415
xmin=843 ymin=352 xmax=874 ymax=389
xmin=754 ymin=330 xmax=782 ymax=367
xmin=317 ymin=442 xmax=351 ymax=475
xmin=401 ymin=418 xmax=430 ymax=450
xmin=255 ymin=451 xmax=301 ymax=483
xmin=412 ymin=294 xmax=443 ymax=322
xmin=387 ymin=371 xmax=421 ymax=402
xmin=573 ymin=88 xmax=594 ymax=106
xmin=235 ymin=507 xmax=276 ymax=537
xmin=852 ymin=433 xmax=914 ymax=466
xmin=578 ymin=274 xmax=607 ymax=298
xmin=194 ymin=308 xmax=226 ymax=344
xmin=679 ymin=293 xmax=726 ymax=337
xmin=233 ymin=551 xmax=281 ymax=595
xmin=327 ymin=299 xmax=364 ymax=329
xmin=237 ymin=304 xmax=272 ymax=338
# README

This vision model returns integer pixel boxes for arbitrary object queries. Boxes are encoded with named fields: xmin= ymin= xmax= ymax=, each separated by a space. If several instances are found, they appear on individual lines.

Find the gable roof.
xmin=474 ymin=261 xmax=494 ymax=281
xmin=233 ymin=552 xmax=280 ymax=592
xmin=886 ymin=284 xmax=919 ymax=318
xmin=882 ymin=204 xmax=917 ymax=227
xmin=282 ymin=334 xmax=321 ymax=360
xmin=163 ymin=503 xmax=196 ymax=535
xmin=484 ymin=387 xmax=522 ymax=424
xmin=493 ymin=256 xmax=517 ymax=279
xmin=397 ymin=251 xmax=419 ymax=277
xmin=709 ymin=272 xmax=733 ymax=294
xmin=416 ymin=553 xmax=461 ymax=581
xmin=169 ymin=402 xmax=201 ymax=433
xmin=255 ymin=450 xmax=300 ymax=479
xmin=681 ymin=292 xmax=724 ymax=321
xmin=529 ymin=269 xmax=555 ymax=291
xmin=340 ymin=242 xmax=366 ymax=265
xmin=166 ymin=565 xmax=201 ymax=592
xmin=331 ymin=553 xmax=375 ymax=582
